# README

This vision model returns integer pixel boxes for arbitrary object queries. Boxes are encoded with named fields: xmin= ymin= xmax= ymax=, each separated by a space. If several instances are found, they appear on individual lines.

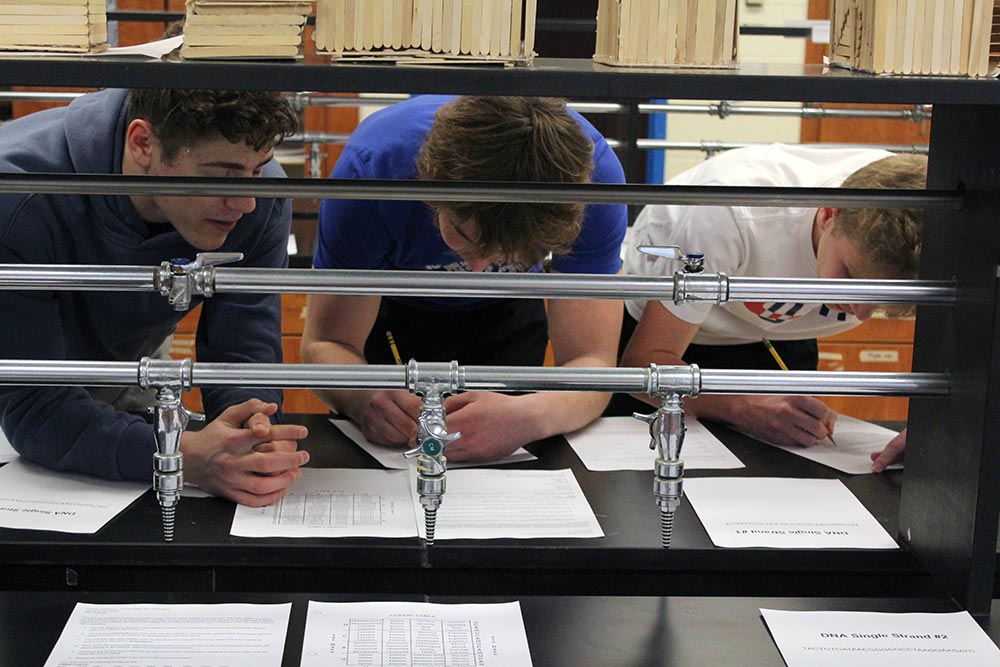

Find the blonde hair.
xmin=835 ymin=153 xmax=928 ymax=280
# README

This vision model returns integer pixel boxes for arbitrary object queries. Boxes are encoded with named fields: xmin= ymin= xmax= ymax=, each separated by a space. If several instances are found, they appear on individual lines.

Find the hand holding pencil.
xmin=762 ymin=336 xmax=838 ymax=448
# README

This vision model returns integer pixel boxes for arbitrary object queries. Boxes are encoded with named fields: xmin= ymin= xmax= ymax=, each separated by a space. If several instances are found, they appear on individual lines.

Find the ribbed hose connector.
xmin=660 ymin=510 xmax=674 ymax=549
xmin=162 ymin=505 xmax=176 ymax=542
xmin=424 ymin=507 xmax=438 ymax=544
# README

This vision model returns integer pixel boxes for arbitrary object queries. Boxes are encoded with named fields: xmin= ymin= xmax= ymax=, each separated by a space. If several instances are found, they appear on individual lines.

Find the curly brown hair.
xmin=835 ymin=153 xmax=928 ymax=280
xmin=126 ymin=89 xmax=299 ymax=163
xmin=417 ymin=96 xmax=594 ymax=268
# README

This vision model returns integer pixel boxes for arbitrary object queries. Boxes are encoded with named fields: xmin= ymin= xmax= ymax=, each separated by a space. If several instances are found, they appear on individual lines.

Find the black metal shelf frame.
xmin=0 ymin=55 xmax=996 ymax=617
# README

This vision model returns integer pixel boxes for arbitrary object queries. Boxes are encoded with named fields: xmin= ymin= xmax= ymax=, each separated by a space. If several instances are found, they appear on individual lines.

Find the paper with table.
xmin=683 ymin=477 xmax=898 ymax=549
xmin=0 ymin=458 xmax=147 ymax=533
xmin=760 ymin=608 xmax=1000 ymax=666
xmin=564 ymin=415 xmax=744 ymax=471
xmin=231 ymin=467 xmax=603 ymax=540
xmin=301 ymin=600 xmax=533 ymax=667
xmin=331 ymin=417 xmax=537 ymax=468
xmin=43 ymin=602 xmax=291 ymax=667
xmin=746 ymin=414 xmax=903 ymax=474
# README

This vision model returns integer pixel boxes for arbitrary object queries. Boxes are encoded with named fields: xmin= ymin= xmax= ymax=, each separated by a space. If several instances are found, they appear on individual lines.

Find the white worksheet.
xmin=301 ymin=600 xmax=533 ymax=667
xmin=564 ymin=416 xmax=744 ymax=471
xmin=683 ymin=477 xmax=898 ymax=549
xmin=750 ymin=415 xmax=903 ymax=474
xmin=331 ymin=418 xmax=537 ymax=468
xmin=760 ymin=608 xmax=1000 ymax=666
xmin=230 ymin=468 xmax=417 ymax=538
xmin=0 ymin=427 xmax=15 ymax=463
xmin=421 ymin=468 xmax=604 ymax=540
xmin=44 ymin=602 xmax=290 ymax=667
xmin=0 ymin=458 xmax=147 ymax=533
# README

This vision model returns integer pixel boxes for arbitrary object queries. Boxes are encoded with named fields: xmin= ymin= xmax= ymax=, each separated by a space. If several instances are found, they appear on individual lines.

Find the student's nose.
xmin=466 ymin=256 xmax=493 ymax=272
xmin=852 ymin=304 xmax=874 ymax=321
xmin=226 ymin=196 xmax=256 ymax=214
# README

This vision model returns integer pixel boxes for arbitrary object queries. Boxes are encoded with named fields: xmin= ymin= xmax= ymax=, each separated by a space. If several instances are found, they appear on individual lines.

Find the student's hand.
xmin=181 ymin=399 xmax=310 ymax=507
xmin=871 ymin=427 xmax=907 ymax=472
xmin=735 ymin=395 xmax=838 ymax=447
xmin=355 ymin=389 xmax=421 ymax=448
xmin=437 ymin=392 xmax=531 ymax=463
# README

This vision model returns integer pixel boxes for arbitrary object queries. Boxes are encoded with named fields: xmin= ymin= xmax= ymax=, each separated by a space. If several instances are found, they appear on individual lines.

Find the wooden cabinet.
xmin=817 ymin=317 xmax=914 ymax=421
xmin=169 ymin=295 xmax=328 ymax=414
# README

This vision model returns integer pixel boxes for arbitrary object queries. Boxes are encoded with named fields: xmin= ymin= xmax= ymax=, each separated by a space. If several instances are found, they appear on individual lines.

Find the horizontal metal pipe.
xmin=638 ymin=102 xmax=932 ymax=121
xmin=0 ymin=265 xmax=156 ymax=291
xmin=700 ymin=369 xmax=948 ymax=396
xmin=0 ymin=360 xmax=949 ymax=398
xmin=0 ymin=174 xmax=963 ymax=209
xmin=0 ymin=360 xmax=139 ymax=386
xmin=683 ymin=274 xmax=955 ymax=305
xmin=636 ymin=139 xmax=929 ymax=155
xmin=0 ymin=264 xmax=957 ymax=305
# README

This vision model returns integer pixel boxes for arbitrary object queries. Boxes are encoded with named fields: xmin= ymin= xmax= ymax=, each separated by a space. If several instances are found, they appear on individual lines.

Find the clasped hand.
xmin=181 ymin=399 xmax=309 ymax=506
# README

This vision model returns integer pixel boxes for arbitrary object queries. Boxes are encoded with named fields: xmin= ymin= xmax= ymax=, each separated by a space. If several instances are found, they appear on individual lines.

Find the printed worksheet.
xmin=421 ymin=468 xmax=604 ymax=540
xmin=331 ymin=418 xmax=537 ymax=468
xmin=0 ymin=427 xmax=15 ymax=463
xmin=749 ymin=415 xmax=903 ymax=474
xmin=231 ymin=468 xmax=603 ymax=540
xmin=761 ymin=608 xmax=1000 ymax=666
xmin=564 ymin=416 xmax=744 ymax=471
xmin=684 ymin=477 xmax=898 ymax=549
xmin=0 ymin=458 xmax=147 ymax=533
xmin=230 ymin=468 xmax=418 ymax=538
xmin=43 ymin=602 xmax=290 ymax=667
xmin=301 ymin=600 xmax=533 ymax=667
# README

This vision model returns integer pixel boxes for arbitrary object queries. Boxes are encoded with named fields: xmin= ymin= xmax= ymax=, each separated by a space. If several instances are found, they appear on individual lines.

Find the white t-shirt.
xmin=624 ymin=144 xmax=893 ymax=346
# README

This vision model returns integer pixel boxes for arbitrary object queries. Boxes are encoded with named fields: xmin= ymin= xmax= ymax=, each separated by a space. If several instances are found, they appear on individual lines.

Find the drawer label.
xmin=860 ymin=350 xmax=900 ymax=363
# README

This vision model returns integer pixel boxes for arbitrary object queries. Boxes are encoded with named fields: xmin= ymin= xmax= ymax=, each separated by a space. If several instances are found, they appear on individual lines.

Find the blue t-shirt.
xmin=314 ymin=95 xmax=627 ymax=309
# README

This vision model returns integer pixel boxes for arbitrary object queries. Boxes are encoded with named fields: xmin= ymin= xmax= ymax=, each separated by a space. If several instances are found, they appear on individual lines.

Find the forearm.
xmin=300 ymin=339 xmax=376 ymax=421
xmin=510 ymin=389 xmax=611 ymax=443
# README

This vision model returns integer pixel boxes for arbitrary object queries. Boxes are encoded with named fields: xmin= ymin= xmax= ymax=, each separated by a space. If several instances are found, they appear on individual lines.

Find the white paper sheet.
xmin=0 ymin=427 xmax=15 ymax=463
xmin=230 ymin=468 xmax=418 ymax=538
xmin=231 ymin=467 xmax=603 ymax=540
xmin=0 ymin=458 xmax=147 ymax=533
xmin=301 ymin=600 xmax=533 ymax=667
xmin=683 ymin=477 xmax=898 ymax=549
xmin=564 ymin=416 xmax=744 ymax=471
xmin=420 ymin=468 xmax=604 ymax=540
xmin=44 ymin=602 xmax=290 ymax=667
xmin=761 ymin=608 xmax=1000 ymax=666
xmin=331 ymin=418 xmax=537 ymax=468
xmin=749 ymin=415 xmax=903 ymax=474
xmin=0 ymin=36 xmax=183 ymax=60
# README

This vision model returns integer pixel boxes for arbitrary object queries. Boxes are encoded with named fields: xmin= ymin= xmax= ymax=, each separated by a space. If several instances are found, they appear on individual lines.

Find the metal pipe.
xmin=637 ymin=102 xmax=932 ymax=122
xmin=636 ymin=139 xmax=929 ymax=155
xmin=0 ymin=264 xmax=957 ymax=305
xmin=0 ymin=359 xmax=949 ymax=397
xmin=0 ymin=174 xmax=963 ymax=208
xmin=0 ymin=265 xmax=155 ymax=290
xmin=0 ymin=92 xmax=931 ymax=123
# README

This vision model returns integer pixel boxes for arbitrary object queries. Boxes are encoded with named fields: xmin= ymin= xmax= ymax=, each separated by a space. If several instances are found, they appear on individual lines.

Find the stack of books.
xmin=0 ymin=0 xmax=108 ymax=53
xmin=594 ymin=0 xmax=739 ymax=68
xmin=181 ymin=0 xmax=313 ymax=60
xmin=313 ymin=0 xmax=537 ymax=65
xmin=830 ymin=0 xmax=999 ymax=76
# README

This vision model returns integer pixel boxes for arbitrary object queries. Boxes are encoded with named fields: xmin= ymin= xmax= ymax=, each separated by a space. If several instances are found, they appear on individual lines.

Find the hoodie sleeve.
xmin=0 ymin=233 xmax=156 ymax=481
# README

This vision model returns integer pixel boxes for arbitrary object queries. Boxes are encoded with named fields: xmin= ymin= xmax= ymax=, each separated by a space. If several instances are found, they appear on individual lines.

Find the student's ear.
xmin=815 ymin=207 xmax=841 ymax=233
xmin=124 ymin=119 xmax=156 ymax=170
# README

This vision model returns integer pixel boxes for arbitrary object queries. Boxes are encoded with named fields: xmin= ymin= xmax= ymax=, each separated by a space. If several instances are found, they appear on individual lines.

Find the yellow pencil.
xmin=761 ymin=336 xmax=837 ymax=447
xmin=761 ymin=336 xmax=789 ymax=371
xmin=386 ymin=330 xmax=403 ymax=365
